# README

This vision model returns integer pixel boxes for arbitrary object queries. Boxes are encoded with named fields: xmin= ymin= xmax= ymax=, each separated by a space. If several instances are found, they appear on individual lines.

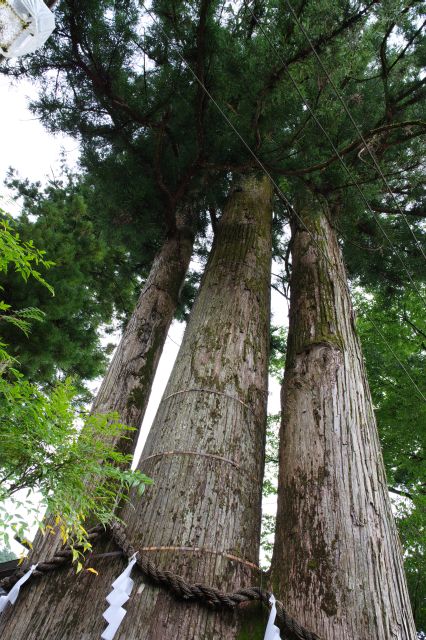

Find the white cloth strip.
xmin=101 ymin=553 xmax=138 ymax=640
xmin=0 ymin=564 xmax=38 ymax=615
xmin=1 ymin=0 xmax=55 ymax=58
xmin=264 ymin=594 xmax=282 ymax=640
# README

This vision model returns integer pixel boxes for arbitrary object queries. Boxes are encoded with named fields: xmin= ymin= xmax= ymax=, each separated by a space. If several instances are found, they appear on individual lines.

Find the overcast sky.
xmin=1 ymin=61 xmax=286 ymax=555
xmin=0 ymin=76 xmax=79 ymax=201
xmin=0 ymin=70 xmax=285 ymax=428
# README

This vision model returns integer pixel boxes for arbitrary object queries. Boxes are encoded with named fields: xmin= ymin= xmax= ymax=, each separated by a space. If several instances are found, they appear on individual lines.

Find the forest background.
xmin=0 ymin=0 xmax=424 ymax=637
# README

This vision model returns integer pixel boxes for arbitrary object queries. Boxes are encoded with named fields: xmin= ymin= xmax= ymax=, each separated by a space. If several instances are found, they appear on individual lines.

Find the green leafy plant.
xmin=0 ymin=214 xmax=151 ymax=565
xmin=355 ymin=287 xmax=426 ymax=632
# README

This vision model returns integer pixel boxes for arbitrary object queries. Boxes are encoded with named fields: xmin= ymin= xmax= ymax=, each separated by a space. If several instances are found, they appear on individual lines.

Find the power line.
xmin=365 ymin=313 xmax=426 ymax=402
xmin=167 ymin=333 xmax=181 ymax=348
xmin=243 ymin=0 xmax=426 ymax=305
xmin=139 ymin=2 xmax=425 ymax=402
xmin=284 ymin=0 xmax=426 ymax=263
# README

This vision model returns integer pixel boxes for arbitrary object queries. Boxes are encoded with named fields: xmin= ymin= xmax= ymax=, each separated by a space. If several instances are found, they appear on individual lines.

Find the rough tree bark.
xmin=0 ymin=217 xmax=193 ymax=637
xmin=0 ymin=174 xmax=272 ymax=639
xmin=92 ymin=219 xmax=194 ymax=455
xmin=270 ymin=192 xmax=416 ymax=639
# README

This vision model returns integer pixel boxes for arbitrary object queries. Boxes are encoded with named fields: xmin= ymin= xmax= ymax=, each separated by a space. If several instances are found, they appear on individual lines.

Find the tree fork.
xmin=270 ymin=191 xmax=416 ymax=639
xmin=0 ymin=175 xmax=273 ymax=639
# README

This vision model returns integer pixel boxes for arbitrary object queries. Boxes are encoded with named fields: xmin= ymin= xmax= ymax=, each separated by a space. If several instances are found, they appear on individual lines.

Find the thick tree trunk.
xmin=0 ymin=175 xmax=272 ymax=639
xmin=92 ymin=221 xmax=194 ymax=455
xmin=0 ymin=219 xmax=193 ymax=637
xmin=270 ymin=193 xmax=416 ymax=639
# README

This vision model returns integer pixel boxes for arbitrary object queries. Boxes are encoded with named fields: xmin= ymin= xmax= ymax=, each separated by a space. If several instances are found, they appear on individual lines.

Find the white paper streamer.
xmin=264 ymin=594 xmax=282 ymax=640
xmin=0 ymin=564 xmax=38 ymax=615
xmin=0 ymin=0 xmax=55 ymax=58
xmin=101 ymin=553 xmax=138 ymax=640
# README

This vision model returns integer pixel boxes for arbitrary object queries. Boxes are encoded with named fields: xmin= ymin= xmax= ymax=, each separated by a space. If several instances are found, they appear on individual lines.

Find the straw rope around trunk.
xmin=0 ymin=521 xmax=321 ymax=640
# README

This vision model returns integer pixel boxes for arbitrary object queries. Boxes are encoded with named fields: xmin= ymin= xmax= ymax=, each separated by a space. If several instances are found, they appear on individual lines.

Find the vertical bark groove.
xmin=92 ymin=221 xmax=194 ymax=454
xmin=0 ymin=220 xmax=194 ymax=637
xmin=0 ymin=175 xmax=272 ymax=639
xmin=271 ymin=193 xmax=416 ymax=640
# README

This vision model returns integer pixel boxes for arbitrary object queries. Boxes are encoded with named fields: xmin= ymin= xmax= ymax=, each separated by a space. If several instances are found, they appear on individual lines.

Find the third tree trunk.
xmin=270 ymin=192 xmax=416 ymax=639
xmin=93 ymin=219 xmax=194 ymax=455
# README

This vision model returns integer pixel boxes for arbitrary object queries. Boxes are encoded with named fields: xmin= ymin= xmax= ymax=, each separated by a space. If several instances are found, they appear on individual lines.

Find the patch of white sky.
xmin=0 ymin=75 xmax=80 ymax=211
xmin=2 ymin=0 xmax=420 ymax=565
xmin=0 ymin=62 xmax=288 ymax=555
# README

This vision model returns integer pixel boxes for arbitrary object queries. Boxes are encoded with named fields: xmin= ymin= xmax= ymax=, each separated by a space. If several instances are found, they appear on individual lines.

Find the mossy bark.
xmin=0 ymin=217 xmax=193 ymax=638
xmin=0 ymin=175 xmax=272 ymax=639
xmin=270 ymin=192 xmax=416 ymax=639
xmin=92 ymin=219 xmax=194 ymax=455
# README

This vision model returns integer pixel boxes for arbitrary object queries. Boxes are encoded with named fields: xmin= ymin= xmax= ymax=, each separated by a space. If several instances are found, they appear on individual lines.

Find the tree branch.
xmin=388 ymin=486 xmax=414 ymax=500
xmin=369 ymin=203 xmax=426 ymax=218
xmin=253 ymin=0 xmax=379 ymax=119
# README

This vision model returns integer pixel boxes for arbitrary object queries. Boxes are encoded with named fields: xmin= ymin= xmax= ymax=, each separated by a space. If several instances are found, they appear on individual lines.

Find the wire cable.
xmin=243 ymin=0 xmax=426 ymax=304
xmin=284 ymin=0 xmax=426 ymax=263
xmin=138 ymin=2 xmax=425 ymax=402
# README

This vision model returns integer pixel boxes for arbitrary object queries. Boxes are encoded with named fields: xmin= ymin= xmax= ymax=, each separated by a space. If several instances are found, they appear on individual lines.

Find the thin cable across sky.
xmin=284 ymin=0 xmax=426 ymax=262
xmin=139 ymin=2 xmax=425 ymax=401
xmin=244 ymin=0 xmax=426 ymax=303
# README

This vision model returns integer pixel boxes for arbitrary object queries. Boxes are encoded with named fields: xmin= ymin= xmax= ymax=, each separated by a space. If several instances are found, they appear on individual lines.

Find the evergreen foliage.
xmin=0 ymin=0 xmax=424 ymax=631
xmin=1 ymin=171 xmax=153 ymax=389
xmin=0 ymin=217 xmax=151 ymax=563
xmin=0 ymin=547 xmax=16 ymax=562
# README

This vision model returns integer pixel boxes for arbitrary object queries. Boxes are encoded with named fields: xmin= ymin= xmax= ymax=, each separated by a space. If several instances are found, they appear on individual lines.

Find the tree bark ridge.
xmin=270 ymin=192 xmax=416 ymax=639
xmin=92 ymin=221 xmax=194 ymax=455
xmin=0 ymin=175 xmax=272 ymax=639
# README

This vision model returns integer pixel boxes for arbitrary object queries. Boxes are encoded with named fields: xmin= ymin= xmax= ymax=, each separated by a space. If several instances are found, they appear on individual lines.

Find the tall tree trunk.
xmin=0 ymin=175 xmax=272 ymax=639
xmin=0 ymin=216 xmax=193 ymax=637
xmin=92 ymin=218 xmax=194 ymax=455
xmin=270 ymin=192 xmax=416 ymax=639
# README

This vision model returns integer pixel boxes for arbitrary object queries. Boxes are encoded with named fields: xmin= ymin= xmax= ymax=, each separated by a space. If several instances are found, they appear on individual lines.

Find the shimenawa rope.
xmin=0 ymin=521 xmax=321 ymax=640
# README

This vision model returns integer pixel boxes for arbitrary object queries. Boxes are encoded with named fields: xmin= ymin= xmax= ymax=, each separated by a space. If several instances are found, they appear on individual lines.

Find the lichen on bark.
xmin=270 ymin=190 xmax=416 ymax=639
xmin=0 ymin=175 xmax=273 ymax=640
